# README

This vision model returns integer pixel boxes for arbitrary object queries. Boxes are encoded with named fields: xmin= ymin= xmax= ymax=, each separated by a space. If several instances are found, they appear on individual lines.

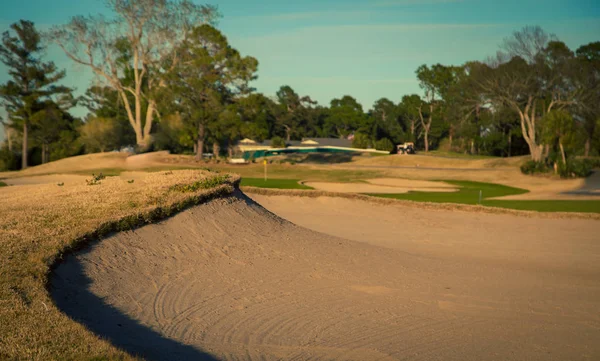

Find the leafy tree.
xmin=273 ymin=85 xmax=316 ymax=141
xmin=398 ymin=94 xmax=423 ymax=143
xmin=160 ymin=24 xmax=258 ymax=160
xmin=369 ymin=98 xmax=403 ymax=143
xmin=50 ymin=0 xmax=220 ymax=149
xmin=352 ymin=132 xmax=371 ymax=149
xmin=576 ymin=41 xmax=600 ymax=156
xmin=270 ymin=136 xmax=286 ymax=148
xmin=325 ymin=95 xmax=365 ymax=139
xmin=415 ymin=64 xmax=455 ymax=152
xmin=375 ymin=138 xmax=394 ymax=152
xmin=238 ymin=93 xmax=276 ymax=142
xmin=79 ymin=117 xmax=119 ymax=153
xmin=80 ymin=85 xmax=136 ymax=148
xmin=475 ymin=27 xmax=583 ymax=161
xmin=543 ymin=110 xmax=576 ymax=165
xmin=30 ymin=100 xmax=81 ymax=163
xmin=0 ymin=20 xmax=71 ymax=168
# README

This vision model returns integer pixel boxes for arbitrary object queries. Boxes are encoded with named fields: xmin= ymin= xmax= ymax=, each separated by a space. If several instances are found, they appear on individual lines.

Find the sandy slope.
xmin=52 ymin=192 xmax=600 ymax=361
xmin=304 ymin=178 xmax=458 ymax=194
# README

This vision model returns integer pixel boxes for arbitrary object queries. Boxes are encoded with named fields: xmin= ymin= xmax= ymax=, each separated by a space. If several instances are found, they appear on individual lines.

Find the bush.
xmin=271 ymin=136 xmax=286 ymax=148
xmin=582 ymin=158 xmax=600 ymax=169
xmin=352 ymin=133 xmax=371 ymax=149
xmin=521 ymin=159 xmax=593 ymax=178
xmin=558 ymin=159 xmax=592 ymax=178
xmin=520 ymin=160 xmax=550 ymax=175
xmin=375 ymin=138 xmax=394 ymax=152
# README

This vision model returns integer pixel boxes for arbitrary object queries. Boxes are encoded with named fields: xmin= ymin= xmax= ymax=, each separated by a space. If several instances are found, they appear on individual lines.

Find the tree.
xmin=475 ymin=27 xmax=582 ymax=161
xmin=80 ymin=85 xmax=137 ymax=148
xmin=273 ymin=85 xmax=315 ymax=141
xmin=161 ymin=24 xmax=258 ymax=160
xmin=543 ymin=110 xmax=576 ymax=166
xmin=0 ymin=20 xmax=71 ymax=168
xmin=238 ymin=93 xmax=276 ymax=142
xmin=576 ymin=42 xmax=600 ymax=156
xmin=415 ymin=64 xmax=455 ymax=152
xmin=79 ymin=117 xmax=119 ymax=153
xmin=30 ymin=100 xmax=80 ymax=163
xmin=398 ymin=94 xmax=423 ymax=143
xmin=369 ymin=98 xmax=403 ymax=143
xmin=270 ymin=136 xmax=286 ymax=148
xmin=50 ymin=0 xmax=220 ymax=149
xmin=325 ymin=95 xmax=365 ymax=139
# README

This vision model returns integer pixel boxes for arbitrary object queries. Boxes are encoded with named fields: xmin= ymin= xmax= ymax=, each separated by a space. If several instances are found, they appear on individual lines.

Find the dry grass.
xmin=0 ymin=169 xmax=239 ymax=360
xmin=241 ymin=186 xmax=600 ymax=220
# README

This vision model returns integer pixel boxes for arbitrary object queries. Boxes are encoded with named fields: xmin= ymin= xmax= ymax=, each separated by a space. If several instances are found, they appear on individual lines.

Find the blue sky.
xmin=0 ymin=0 xmax=599 ymax=141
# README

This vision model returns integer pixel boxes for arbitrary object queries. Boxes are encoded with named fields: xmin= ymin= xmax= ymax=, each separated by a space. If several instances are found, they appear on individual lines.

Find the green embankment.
xmin=370 ymin=180 xmax=600 ymax=213
xmin=241 ymin=178 xmax=313 ymax=190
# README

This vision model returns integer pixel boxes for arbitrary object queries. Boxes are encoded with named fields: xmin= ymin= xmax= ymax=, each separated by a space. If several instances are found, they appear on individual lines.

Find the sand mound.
xmin=305 ymin=180 xmax=457 ymax=193
xmin=52 ymin=191 xmax=600 ymax=360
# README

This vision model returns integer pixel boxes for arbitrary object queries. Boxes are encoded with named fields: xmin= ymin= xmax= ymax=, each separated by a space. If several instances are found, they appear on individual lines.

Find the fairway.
xmin=240 ymin=177 xmax=313 ymax=189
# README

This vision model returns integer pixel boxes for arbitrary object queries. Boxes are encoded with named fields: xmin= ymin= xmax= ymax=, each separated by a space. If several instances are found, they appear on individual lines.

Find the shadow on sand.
xmin=51 ymin=245 xmax=219 ymax=361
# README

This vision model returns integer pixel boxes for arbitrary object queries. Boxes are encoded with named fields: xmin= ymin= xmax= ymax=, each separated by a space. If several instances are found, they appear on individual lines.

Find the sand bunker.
xmin=52 ymin=192 xmax=600 ymax=360
xmin=304 ymin=179 xmax=457 ymax=194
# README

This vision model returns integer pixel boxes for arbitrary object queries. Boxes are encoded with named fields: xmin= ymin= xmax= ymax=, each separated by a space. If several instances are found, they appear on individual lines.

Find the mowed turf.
xmin=0 ymin=181 xmax=7 ymax=187
xmin=370 ymin=180 xmax=600 ymax=213
xmin=241 ymin=177 xmax=600 ymax=214
xmin=241 ymin=177 xmax=313 ymax=189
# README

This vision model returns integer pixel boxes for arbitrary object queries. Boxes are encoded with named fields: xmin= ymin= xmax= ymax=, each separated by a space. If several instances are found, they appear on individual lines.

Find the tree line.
xmin=1 ymin=0 xmax=598 ymax=172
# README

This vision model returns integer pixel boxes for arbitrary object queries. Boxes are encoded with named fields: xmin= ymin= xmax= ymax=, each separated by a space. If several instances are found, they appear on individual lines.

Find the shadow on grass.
xmin=51 ymin=245 xmax=219 ymax=361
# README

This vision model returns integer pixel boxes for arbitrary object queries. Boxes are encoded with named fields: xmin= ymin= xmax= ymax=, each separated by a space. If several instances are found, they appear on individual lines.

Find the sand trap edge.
xmin=47 ymin=175 xmax=241 ymax=281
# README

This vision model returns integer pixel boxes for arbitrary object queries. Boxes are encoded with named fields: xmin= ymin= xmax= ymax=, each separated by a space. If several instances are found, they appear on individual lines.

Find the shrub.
xmin=271 ymin=136 xmax=286 ymax=148
xmin=558 ymin=159 xmax=592 ymax=179
xmin=375 ymin=138 xmax=394 ymax=152
xmin=352 ymin=133 xmax=371 ymax=149
xmin=520 ymin=160 xmax=550 ymax=175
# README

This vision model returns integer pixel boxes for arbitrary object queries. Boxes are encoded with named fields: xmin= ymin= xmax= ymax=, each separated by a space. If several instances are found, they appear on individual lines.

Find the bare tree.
xmin=501 ymin=25 xmax=556 ymax=64
xmin=476 ymin=26 xmax=580 ymax=162
xmin=49 ymin=0 xmax=220 ymax=149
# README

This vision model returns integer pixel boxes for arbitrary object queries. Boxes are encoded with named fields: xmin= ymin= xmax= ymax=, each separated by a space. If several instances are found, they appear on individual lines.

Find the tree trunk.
xmin=142 ymin=100 xmax=156 ymax=149
xmin=507 ymin=131 xmax=512 ymax=157
xmin=449 ymin=126 xmax=454 ymax=150
xmin=212 ymin=142 xmax=220 ymax=159
xmin=584 ymin=137 xmax=591 ymax=158
xmin=195 ymin=123 xmax=205 ymax=161
xmin=41 ymin=144 xmax=47 ymax=164
xmin=22 ymin=122 xmax=28 ymax=169
xmin=559 ymin=141 xmax=566 ymax=165
xmin=228 ymin=145 xmax=233 ymax=158
xmin=410 ymin=120 xmax=415 ymax=142
xmin=470 ymin=140 xmax=475 ymax=155
xmin=424 ymin=130 xmax=429 ymax=153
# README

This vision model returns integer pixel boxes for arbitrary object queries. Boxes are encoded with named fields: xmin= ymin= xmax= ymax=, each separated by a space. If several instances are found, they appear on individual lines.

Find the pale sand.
xmin=305 ymin=181 xmax=458 ymax=194
xmin=53 ymin=192 xmax=600 ymax=361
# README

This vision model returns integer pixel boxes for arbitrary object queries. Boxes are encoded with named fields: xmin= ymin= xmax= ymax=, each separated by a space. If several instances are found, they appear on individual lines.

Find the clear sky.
xmin=0 ymin=0 xmax=599 ymax=142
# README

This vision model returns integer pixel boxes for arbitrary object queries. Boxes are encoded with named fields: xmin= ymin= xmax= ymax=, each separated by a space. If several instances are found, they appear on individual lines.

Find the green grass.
xmin=241 ymin=177 xmax=313 ymax=189
xmin=484 ymin=200 xmax=600 ymax=213
xmin=369 ymin=180 xmax=600 ymax=213
xmin=369 ymin=180 xmax=528 ymax=205
xmin=0 ymin=181 xmax=7 ymax=187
